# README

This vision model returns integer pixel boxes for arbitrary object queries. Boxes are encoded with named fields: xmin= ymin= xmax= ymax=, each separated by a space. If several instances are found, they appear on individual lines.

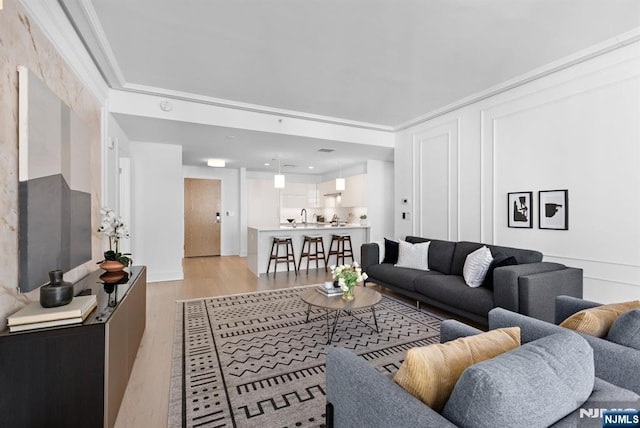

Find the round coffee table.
xmin=301 ymin=286 xmax=382 ymax=344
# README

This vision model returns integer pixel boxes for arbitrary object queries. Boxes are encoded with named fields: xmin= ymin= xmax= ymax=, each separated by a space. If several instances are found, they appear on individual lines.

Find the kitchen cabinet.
xmin=317 ymin=180 xmax=337 ymax=208
xmin=306 ymin=184 xmax=319 ymax=208
xmin=281 ymin=182 xmax=307 ymax=208
xmin=341 ymin=174 xmax=366 ymax=207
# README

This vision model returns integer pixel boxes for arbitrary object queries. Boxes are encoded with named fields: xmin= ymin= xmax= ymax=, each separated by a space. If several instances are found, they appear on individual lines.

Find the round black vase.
xmin=40 ymin=270 xmax=74 ymax=308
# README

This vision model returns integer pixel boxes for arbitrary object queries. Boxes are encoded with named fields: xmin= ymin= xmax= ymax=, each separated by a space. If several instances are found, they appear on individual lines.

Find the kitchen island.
xmin=247 ymin=224 xmax=370 ymax=276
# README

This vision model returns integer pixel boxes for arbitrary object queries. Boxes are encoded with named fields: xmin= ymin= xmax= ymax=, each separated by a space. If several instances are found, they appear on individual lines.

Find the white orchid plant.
xmin=97 ymin=207 xmax=131 ymax=266
xmin=330 ymin=261 xmax=368 ymax=292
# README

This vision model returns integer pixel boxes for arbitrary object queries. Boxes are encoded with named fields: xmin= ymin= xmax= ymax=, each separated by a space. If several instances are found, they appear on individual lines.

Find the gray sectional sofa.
xmin=361 ymin=236 xmax=583 ymax=324
xmin=326 ymin=320 xmax=640 ymax=428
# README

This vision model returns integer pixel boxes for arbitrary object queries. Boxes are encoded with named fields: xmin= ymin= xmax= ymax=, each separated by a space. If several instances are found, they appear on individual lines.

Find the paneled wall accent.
xmin=396 ymin=41 xmax=640 ymax=302
xmin=481 ymin=51 xmax=640 ymax=301
xmin=412 ymin=120 xmax=459 ymax=241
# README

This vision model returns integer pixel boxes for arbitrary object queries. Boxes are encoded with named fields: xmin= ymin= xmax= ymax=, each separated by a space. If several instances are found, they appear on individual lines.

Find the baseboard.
xmin=147 ymin=270 xmax=184 ymax=283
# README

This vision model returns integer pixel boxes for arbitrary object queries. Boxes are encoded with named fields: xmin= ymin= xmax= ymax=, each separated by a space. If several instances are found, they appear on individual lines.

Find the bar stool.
xmin=297 ymin=234 xmax=327 ymax=273
xmin=266 ymin=236 xmax=298 ymax=275
xmin=325 ymin=233 xmax=354 ymax=266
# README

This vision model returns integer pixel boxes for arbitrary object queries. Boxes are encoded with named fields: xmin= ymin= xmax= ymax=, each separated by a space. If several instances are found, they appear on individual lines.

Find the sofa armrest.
xmin=493 ymin=263 xmax=581 ymax=322
xmin=440 ymin=319 xmax=484 ymax=343
xmin=587 ymin=334 xmax=640 ymax=395
xmin=488 ymin=307 xmax=640 ymax=395
xmin=361 ymin=243 xmax=380 ymax=271
xmin=518 ymin=267 xmax=583 ymax=323
xmin=326 ymin=347 xmax=456 ymax=428
xmin=555 ymin=295 xmax=601 ymax=325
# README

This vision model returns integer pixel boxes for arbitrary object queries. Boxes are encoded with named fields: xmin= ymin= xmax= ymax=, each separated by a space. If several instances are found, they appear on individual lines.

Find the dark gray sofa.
xmin=326 ymin=320 xmax=640 ymax=428
xmin=361 ymin=236 xmax=583 ymax=324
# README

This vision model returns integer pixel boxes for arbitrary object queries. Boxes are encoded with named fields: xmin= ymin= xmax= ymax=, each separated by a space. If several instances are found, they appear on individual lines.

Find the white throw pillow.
xmin=463 ymin=246 xmax=493 ymax=288
xmin=375 ymin=240 xmax=385 ymax=263
xmin=395 ymin=240 xmax=430 ymax=271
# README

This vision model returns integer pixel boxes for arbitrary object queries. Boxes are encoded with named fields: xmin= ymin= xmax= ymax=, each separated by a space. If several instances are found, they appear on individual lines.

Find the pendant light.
xmin=274 ymin=157 xmax=285 ymax=189
xmin=336 ymin=162 xmax=345 ymax=191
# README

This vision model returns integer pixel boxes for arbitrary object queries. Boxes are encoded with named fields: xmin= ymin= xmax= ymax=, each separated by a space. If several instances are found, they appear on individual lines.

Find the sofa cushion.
xmin=442 ymin=332 xmax=595 ymax=428
xmin=366 ymin=264 xmax=439 ymax=292
xmin=382 ymin=238 xmax=399 ymax=264
xmin=450 ymin=241 xmax=542 ymax=276
xmin=462 ymin=246 xmax=493 ymax=288
xmin=560 ymin=300 xmax=640 ymax=337
xmin=395 ymin=240 xmax=430 ymax=270
xmin=406 ymin=237 xmax=456 ymax=275
xmin=414 ymin=275 xmax=494 ymax=317
xmin=393 ymin=327 xmax=520 ymax=412
xmin=482 ymin=253 xmax=517 ymax=290
xmin=607 ymin=309 xmax=640 ymax=350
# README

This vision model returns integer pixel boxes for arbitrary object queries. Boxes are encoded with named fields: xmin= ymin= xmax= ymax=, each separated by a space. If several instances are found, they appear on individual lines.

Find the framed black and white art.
xmin=507 ymin=192 xmax=533 ymax=228
xmin=539 ymin=190 xmax=568 ymax=230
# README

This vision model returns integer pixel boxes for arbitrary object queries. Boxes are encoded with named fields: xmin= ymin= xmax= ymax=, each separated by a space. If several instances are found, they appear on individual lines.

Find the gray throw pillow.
xmin=607 ymin=309 xmax=640 ymax=350
xmin=442 ymin=332 xmax=594 ymax=428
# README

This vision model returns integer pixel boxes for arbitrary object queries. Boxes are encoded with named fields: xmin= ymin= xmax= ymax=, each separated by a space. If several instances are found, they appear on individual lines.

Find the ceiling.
xmin=61 ymin=0 xmax=640 ymax=173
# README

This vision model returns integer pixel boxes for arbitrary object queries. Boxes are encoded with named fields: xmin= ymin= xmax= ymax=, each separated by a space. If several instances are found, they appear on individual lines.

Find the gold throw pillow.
xmin=393 ymin=327 xmax=520 ymax=412
xmin=560 ymin=300 xmax=640 ymax=337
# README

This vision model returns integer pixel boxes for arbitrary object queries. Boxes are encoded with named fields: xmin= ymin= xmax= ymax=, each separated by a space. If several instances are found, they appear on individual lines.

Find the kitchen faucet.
xmin=301 ymin=208 xmax=307 ymax=225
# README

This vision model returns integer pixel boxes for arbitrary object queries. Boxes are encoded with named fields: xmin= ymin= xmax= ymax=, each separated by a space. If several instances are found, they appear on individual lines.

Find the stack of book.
xmin=316 ymin=285 xmax=343 ymax=296
xmin=7 ymin=295 xmax=97 ymax=333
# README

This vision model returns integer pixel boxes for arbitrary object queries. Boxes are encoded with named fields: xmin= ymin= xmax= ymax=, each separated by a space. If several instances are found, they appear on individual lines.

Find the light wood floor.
xmin=114 ymin=256 xmax=335 ymax=428
xmin=113 ymin=256 xmax=462 ymax=428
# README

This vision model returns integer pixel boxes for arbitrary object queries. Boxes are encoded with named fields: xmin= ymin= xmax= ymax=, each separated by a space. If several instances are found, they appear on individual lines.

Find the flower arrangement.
xmin=331 ymin=261 xmax=368 ymax=300
xmin=97 ymin=207 xmax=132 ymax=266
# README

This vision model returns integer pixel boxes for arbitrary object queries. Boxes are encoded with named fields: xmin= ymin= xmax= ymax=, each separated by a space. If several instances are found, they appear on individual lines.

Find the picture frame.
xmin=539 ymin=190 xmax=568 ymax=230
xmin=507 ymin=191 xmax=533 ymax=228
xmin=18 ymin=66 xmax=92 ymax=292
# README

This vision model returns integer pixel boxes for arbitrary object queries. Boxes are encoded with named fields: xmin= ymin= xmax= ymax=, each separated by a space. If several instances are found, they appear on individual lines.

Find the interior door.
xmin=184 ymin=178 xmax=221 ymax=257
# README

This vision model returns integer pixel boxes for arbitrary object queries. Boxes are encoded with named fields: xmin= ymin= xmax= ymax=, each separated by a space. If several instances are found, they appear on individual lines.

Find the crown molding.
xmin=74 ymin=0 xmax=127 ymax=86
xmin=19 ymin=0 xmax=109 ymax=101
xmin=120 ymin=82 xmax=395 ymax=132
xmin=395 ymin=28 xmax=640 ymax=131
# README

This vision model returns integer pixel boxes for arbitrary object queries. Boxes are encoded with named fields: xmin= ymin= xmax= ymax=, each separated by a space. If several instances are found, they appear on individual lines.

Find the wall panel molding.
xmin=482 ymin=54 xmax=640 ymax=243
xmin=412 ymin=119 xmax=459 ymax=241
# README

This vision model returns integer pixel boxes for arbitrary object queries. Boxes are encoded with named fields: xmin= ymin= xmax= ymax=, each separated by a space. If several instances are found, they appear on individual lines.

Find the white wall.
xmin=104 ymin=114 xmax=134 ymax=255
xmin=130 ymin=142 xmax=184 ymax=282
xmin=366 ymin=160 xmax=394 ymax=242
xmin=395 ymin=41 xmax=640 ymax=303
xmin=183 ymin=166 xmax=241 ymax=256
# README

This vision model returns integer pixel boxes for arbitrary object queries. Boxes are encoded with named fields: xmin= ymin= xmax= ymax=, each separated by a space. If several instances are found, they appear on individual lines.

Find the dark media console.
xmin=0 ymin=266 xmax=146 ymax=428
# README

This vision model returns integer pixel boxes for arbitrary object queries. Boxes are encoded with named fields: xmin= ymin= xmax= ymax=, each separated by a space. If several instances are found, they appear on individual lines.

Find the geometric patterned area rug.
xmin=168 ymin=285 xmax=442 ymax=428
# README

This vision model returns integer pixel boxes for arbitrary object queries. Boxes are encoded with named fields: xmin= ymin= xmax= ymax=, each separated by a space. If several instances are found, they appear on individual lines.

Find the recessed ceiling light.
xmin=264 ymin=162 xmax=270 ymax=166
xmin=308 ymin=166 xmax=315 ymax=169
xmin=207 ymin=158 xmax=226 ymax=167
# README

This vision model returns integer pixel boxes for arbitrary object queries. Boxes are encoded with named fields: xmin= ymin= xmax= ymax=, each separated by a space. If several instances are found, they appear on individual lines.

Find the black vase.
xmin=40 ymin=270 xmax=74 ymax=308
